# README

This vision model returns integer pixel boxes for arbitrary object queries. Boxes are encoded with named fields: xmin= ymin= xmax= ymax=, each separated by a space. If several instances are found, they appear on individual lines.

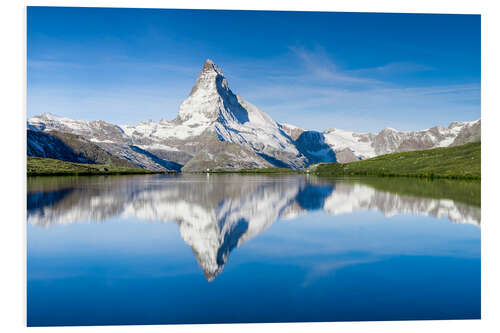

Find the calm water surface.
xmin=27 ymin=174 xmax=480 ymax=326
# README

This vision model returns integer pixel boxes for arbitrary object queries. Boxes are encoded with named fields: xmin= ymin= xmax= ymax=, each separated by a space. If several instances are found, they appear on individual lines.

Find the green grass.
xmin=27 ymin=157 xmax=164 ymax=176
xmin=28 ymin=142 xmax=481 ymax=179
xmin=309 ymin=142 xmax=481 ymax=180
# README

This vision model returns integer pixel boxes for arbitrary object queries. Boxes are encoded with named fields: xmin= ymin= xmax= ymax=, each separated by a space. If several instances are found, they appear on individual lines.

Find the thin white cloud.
xmin=28 ymin=60 xmax=84 ymax=69
xmin=242 ymin=82 xmax=479 ymax=132
xmin=27 ymin=46 xmax=480 ymax=133
xmin=228 ymin=47 xmax=480 ymax=132
xmin=28 ymin=58 xmax=200 ymax=75
xmin=289 ymin=45 xmax=382 ymax=85
xmin=350 ymin=62 xmax=434 ymax=76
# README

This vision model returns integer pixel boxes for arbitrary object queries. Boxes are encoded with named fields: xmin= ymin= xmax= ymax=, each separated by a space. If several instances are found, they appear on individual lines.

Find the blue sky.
xmin=27 ymin=7 xmax=480 ymax=132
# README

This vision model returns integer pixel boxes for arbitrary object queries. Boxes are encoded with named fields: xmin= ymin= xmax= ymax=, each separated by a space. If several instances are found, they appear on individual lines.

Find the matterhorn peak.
xmin=177 ymin=59 xmax=238 ymax=123
xmin=186 ymin=59 xmax=228 ymax=98
xmin=201 ymin=58 xmax=223 ymax=75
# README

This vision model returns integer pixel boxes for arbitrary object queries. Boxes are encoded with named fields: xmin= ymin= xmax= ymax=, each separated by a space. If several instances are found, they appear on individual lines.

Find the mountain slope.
xmin=28 ymin=129 xmax=93 ymax=164
xmin=451 ymin=119 xmax=481 ymax=146
xmin=27 ymin=59 xmax=481 ymax=171
xmin=28 ymin=60 xmax=306 ymax=171
xmin=27 ymin=129 xmax=139 ymax=168
xmin=322 ymin=119 xmax=480 ymax=161
xmin=309 ymin=142 xmax=481 ymax=179
xmin=295 ymin=131 xmax=336 ymax=164
xmin=28 ymin=115 xmax=183 ymax=171
xmin=120 ymin=59 xmax=307 ymax=170
xmin=181 ymin=136 xmax=272 ymax=172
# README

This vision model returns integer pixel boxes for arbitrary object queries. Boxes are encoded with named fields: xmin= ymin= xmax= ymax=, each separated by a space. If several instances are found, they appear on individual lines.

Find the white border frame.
xmin=2 ymin=1 xmax=498 ymax=332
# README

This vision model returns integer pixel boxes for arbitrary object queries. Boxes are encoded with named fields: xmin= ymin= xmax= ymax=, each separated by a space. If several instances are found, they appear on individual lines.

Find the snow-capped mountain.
xmin=27 ymin=59 xmax=481 ymax=170
xmin=117 ymin=59 xmax=307 ymax=171
xmin=28 ymin=175 xmax=480 ymax=280
xmin=322 ymin=119 xmax=481 ymax=162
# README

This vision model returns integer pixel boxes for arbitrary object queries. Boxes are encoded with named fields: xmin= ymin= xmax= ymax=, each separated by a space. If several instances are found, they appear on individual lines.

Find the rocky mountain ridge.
xmin=27 ymin=59 xmax=481 ymax=170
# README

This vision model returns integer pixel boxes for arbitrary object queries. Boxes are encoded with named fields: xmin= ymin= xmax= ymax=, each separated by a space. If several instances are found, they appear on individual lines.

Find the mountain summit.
xmin=167 ymin=59 xmax=307 ymax=170
xmin=177 ymin=59 xmax=251 ymax=126
xmin=27 ymin=60 xmax=481 ymax=171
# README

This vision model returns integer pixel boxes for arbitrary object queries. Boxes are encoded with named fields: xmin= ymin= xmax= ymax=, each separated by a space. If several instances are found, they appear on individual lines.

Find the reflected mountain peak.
xmin=28 ymin=175 xmax=480 ymax=280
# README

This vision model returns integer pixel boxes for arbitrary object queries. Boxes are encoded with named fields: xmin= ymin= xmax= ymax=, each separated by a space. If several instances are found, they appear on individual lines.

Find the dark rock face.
xmin=85 ymin=142 xmax=183 ymax=171
xmin=372 ymin=129 xmax=403 ymax=155
xmin=27 ymin=130 xmax=137 ymax=168
xmin=128 ymin=146 xmax=183 ymax=171
xmin=27 ymin=130 xmax=92 ymax=163
xmin=295 ymin=131 xmax=336 ymax=165
xmin=335 ymin=148 xmax=360 ymax=163
xmin=280 ymin=123 xmax=305 ymax=141
xmin=147 ymin=149 xmax=193 ymax=166
xmin=181 ymin=132 xmax=271 ymax=172
xmin=397 ymin=136 xmax=437 ymax=152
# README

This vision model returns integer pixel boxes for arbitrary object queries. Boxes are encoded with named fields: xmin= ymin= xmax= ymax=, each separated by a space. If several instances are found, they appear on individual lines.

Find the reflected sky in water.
xmin=27 ymin=174 xmax=480 ymax=326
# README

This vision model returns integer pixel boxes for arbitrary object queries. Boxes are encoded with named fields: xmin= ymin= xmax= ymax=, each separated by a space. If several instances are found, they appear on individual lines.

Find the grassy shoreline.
xmin=28 ymin=142 xmax=480 ymax=180
xmin=194 ymin=143 xmax=480 ymax=180
xmin=308 ymin=142 xmax=480 ymax=180
xmin=27 ymin=157 xmax=169 ymax=176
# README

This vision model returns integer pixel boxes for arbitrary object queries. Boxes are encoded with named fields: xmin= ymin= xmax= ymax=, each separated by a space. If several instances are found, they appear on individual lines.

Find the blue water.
xmin=27 ymin=174 xmax=480 ymax=326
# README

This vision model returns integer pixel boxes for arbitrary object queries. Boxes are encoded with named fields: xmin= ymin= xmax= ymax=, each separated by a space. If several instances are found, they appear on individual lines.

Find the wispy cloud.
xmin=28 ymin=60 xmax=84 ymax=69
xmin=300 ymin=257 xmax=379 ymax=287
xmin=231 ymin=47 xmax=480 ymax=132
xmin=351 ymin=61 xmax=434 ymax=76
xmin=27 ymin=46 xmax=480 ymax=132
xmin=28 ymin=58 xmax=199 ymax=75
xmin=289 ymin=46 xmax=382 ymax=85
xmin=243 ymin=82 xmax=479 ymax=132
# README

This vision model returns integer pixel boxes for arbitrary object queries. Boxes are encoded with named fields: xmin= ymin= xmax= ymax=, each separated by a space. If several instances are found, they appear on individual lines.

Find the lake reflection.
xmin=28 ymin=174 xmax=480 ymax=281
xmin=27 ymin=174 xmax=480 ymax=325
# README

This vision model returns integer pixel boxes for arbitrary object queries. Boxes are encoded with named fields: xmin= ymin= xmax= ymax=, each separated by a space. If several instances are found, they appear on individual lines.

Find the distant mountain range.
xmin=27 ymin=59 xmax=481 ymax=171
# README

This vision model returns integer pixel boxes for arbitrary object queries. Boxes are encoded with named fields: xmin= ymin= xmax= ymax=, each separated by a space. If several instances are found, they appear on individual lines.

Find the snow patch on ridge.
xmin=324 ymin=128 xmax=376 ymax=158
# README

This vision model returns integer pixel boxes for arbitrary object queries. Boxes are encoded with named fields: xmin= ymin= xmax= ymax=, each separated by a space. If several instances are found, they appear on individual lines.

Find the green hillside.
xmin=27 ymin=157 xmax=161 ymax=176
xmin=309 ymin=142 xmax=480 ymax=180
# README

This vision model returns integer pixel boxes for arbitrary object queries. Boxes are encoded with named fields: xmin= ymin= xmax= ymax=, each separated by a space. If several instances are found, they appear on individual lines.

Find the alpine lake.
xmin=27 ymin=173 xmax=480 ymax=326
